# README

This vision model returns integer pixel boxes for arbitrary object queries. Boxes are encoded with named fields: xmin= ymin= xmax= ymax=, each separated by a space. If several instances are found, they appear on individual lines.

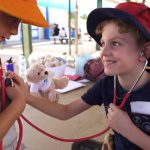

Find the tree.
xmin=80 ymin=14 xmax=88 ymax=20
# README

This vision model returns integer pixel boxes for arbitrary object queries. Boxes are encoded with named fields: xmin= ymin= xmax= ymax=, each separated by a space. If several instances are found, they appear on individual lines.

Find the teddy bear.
xmin=26 ymin=63 xmax=69 ymax=102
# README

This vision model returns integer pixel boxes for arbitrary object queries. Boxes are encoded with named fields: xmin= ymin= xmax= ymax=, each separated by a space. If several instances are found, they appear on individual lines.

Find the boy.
xmin=25 ymin=2 xmax=150 ymax=150
xmin=0 ymin=0 xmax=48 ymax=149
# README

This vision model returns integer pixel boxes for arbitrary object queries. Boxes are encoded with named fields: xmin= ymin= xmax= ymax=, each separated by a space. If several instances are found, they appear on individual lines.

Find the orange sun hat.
xmin=0 ymin=0 xmax=49 ymax=28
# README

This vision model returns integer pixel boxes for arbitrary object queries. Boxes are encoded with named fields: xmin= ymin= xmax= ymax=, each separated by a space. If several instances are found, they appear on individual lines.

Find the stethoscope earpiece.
xmin=140 ymin=51 xmax=144 ymax=56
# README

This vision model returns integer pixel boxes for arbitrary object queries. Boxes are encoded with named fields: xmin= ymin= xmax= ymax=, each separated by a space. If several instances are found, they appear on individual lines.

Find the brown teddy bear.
xmin=26 ymin=63 xmax=69 ymax=102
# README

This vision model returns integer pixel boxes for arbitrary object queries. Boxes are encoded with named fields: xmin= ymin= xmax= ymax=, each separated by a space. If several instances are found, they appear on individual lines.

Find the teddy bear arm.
xmin=52 ymin=77 xmax=69 ymax=89
xmin=48 ymin=89 xmax=59 ymax=102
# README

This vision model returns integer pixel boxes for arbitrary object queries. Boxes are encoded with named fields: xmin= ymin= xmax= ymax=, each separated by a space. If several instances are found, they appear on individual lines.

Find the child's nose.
xmin=101 ymin=45 xmax=111 ymax=56
xmin=10 ymin=27 xmax=18 ymax=35
xmin=9 ymin=21 xmax=20 ymax=35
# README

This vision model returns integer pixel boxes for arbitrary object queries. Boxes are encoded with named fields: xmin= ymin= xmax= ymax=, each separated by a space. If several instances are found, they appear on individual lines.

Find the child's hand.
xmin=107 ymin=103 xmax=133 ymax=136
xmin=6 ymin=84 xmax=25 ymax=102
xmin=6 ymin=72 xmax=28 ymax=101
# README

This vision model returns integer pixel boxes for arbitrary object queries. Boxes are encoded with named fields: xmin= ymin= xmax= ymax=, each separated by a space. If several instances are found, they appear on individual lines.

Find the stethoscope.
xmin=113 ymin=59 xmax=148 ymax=108
xmin=0 ymin=59 xmax=148 ymax=150
xmin=20 ymin=59 xmax=149 ymax=142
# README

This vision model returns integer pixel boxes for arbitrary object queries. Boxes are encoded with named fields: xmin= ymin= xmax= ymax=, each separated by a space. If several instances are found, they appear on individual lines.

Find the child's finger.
xmin=109 ymin=103 xmax=119 ymax=110
xmin=7 ymin=72 xmax=24 ymax=84
xmin=7 ymin=72 xmax=20 ymax=79
xmin=5 ymin=71 xmax=11 ymax=76
xmin=107 ymin=107 xmax=113 ymax=116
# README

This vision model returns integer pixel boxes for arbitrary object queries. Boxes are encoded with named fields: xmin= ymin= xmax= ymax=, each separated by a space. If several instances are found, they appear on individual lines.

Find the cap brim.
xmin=87 ymin=8 xmax=150 ymax=44
xmin=0 ymin=0 xmax=49 ymax=28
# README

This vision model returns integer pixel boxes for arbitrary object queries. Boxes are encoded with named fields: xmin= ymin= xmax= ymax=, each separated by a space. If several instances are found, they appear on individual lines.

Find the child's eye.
xmin=112 ymin=41 xmax=120 ymax=46
xmin=100 ymin=41 xmax=105 ymax=47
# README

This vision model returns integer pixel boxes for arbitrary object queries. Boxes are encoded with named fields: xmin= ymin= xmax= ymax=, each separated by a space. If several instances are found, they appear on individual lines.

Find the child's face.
xmin=100 ymin=23 xmax=143 ymax=77
xmin=0 ymin=12 xmax=20 ymax=43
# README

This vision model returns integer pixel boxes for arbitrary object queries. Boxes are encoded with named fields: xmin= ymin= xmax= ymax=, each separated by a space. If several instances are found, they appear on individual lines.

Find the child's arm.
xmin=0 ymin=73 xmax=26 ymax=139
xmin=107 ymin=103 xmax=150 ymax=150
xmin=10 ymin=72 xmax=84 ymax=120
xmin=27 ymin=94 xmax=91 ymax=120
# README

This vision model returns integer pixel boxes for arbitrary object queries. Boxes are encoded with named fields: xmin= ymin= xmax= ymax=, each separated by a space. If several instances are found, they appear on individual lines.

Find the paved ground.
xmin=1 ymin=39 xmax=99 ymax=59
xmin=0 ymin=40 xmax=100 ymax=72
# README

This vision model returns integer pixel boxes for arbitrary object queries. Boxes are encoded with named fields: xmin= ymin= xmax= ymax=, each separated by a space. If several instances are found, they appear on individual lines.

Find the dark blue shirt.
xmin=81 ymin=76 xmax=150 ymax=150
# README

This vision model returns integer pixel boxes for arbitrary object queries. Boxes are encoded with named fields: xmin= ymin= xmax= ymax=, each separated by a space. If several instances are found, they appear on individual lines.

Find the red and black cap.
xmin=87 ymin=2 xmax=150 ymax=45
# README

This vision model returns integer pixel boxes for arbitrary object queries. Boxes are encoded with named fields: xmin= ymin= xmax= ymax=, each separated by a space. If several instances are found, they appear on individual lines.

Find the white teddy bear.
xmin=26 ymin=63 xmax=69 ymax=102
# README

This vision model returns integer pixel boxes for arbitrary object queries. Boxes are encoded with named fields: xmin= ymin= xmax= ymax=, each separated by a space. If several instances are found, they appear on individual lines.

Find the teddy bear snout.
xmin=45 ymin=71 xmax=48 ymax=75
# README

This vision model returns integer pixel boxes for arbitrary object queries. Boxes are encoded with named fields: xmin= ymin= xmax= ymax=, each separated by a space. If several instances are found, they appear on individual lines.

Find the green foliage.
xmin=80 ymin=14 xmax=88 ymax=20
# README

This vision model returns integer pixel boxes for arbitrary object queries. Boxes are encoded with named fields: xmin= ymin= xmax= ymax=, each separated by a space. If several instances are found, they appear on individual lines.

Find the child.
xmin=26 ymin=2 xmax=150 ymax=150
xmin=0 ymin=0 xmax=48 ymax=149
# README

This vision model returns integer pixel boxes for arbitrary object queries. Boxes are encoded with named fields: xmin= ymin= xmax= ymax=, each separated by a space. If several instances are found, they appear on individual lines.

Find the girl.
xmin=0 ymin=0 xmax=48 ymax=149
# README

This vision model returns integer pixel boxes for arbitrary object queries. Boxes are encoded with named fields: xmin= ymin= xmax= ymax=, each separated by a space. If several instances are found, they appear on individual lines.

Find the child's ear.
xmin=143 ymin=42 xmax=150 ymax=59
xmin=139 ymin=53 xmax=146 ymax=62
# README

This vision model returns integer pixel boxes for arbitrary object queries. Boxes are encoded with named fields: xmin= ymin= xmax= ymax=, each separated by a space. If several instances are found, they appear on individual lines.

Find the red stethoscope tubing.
xmin=21 ymin=114 xmax=110 ymax=142
xmin=16 ymin=118 xmax=23 ymax=150
xmin=0 ymin=77 xmax=134 ymax=150
xmin=113 ymin=88 xmax=130 ymax=109
xmin=19 ymin=85 xmax=130 ymax=143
